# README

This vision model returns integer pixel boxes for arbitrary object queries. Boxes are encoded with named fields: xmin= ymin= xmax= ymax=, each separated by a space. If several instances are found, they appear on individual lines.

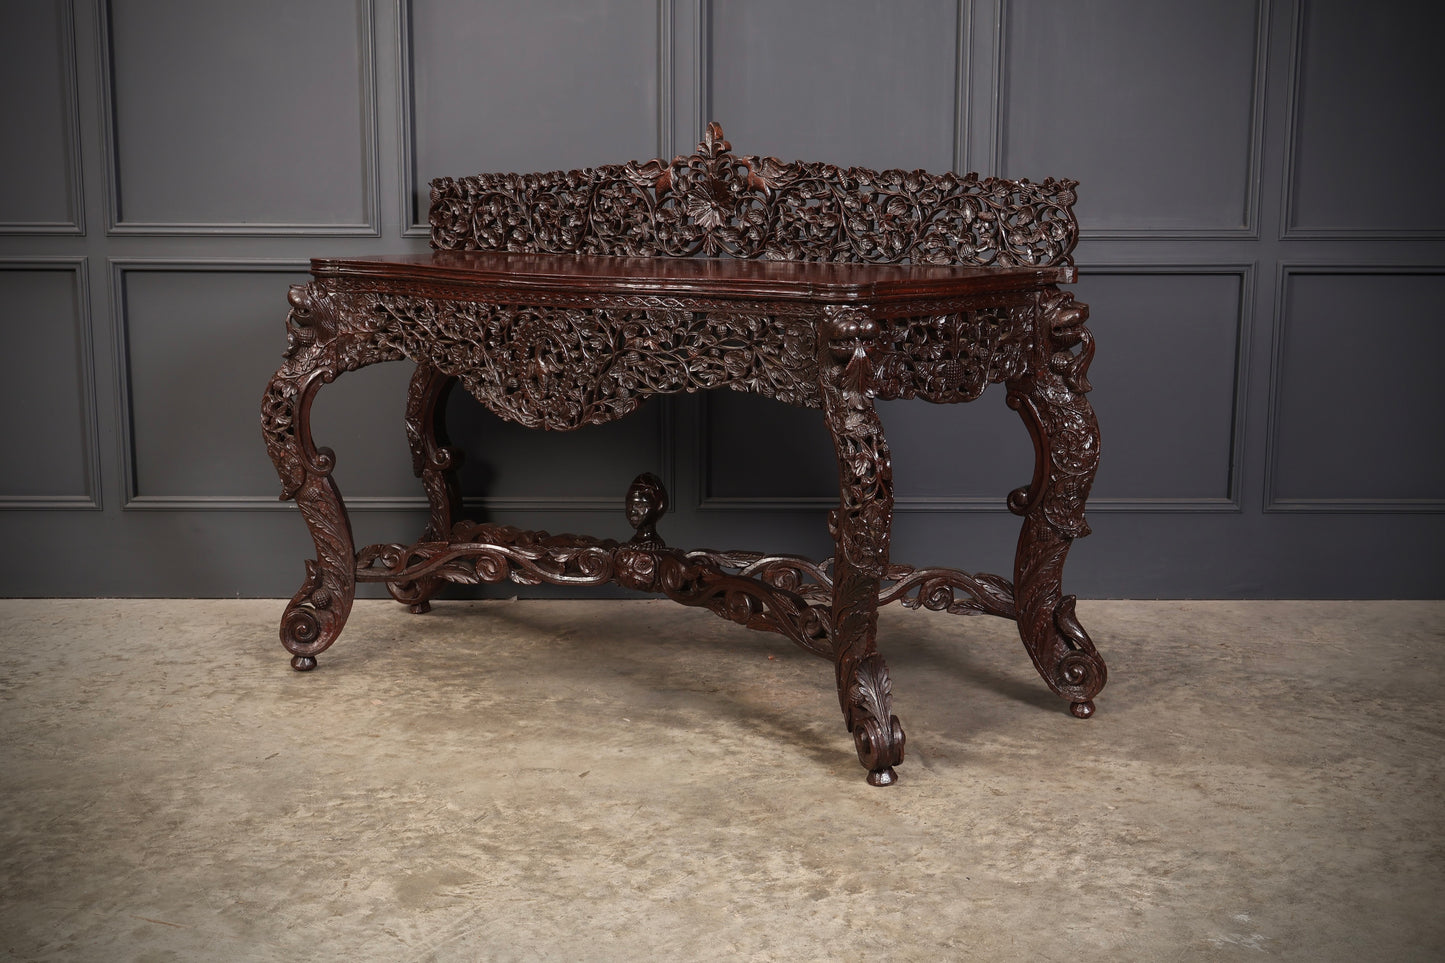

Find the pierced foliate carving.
xmin=871 ymin=301 xmax=1036 ymax=403
xmin=818 ymin=305 xmax=905 ymax=785
xmin=367 ymin=292 xmax=821 ymax=429
xmin=430 ymin=123 xmax=1078 ymax=267
xmin=260 ymin=283 xmax=405 ymax=669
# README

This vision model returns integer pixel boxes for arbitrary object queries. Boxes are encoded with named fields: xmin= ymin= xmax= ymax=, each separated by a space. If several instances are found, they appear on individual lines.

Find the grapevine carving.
xmin=263 ymin=124 xmax=1105 ymax=783
xmin=368 ymin=293 xmax=821 ymax=429
xmin=871 ymin=301 xmax=1035 ymax=403
xmin=430 ymin=123 xmax=1078 ymax=267
xmin=363 ymin=285 xmax=1037 ymax=429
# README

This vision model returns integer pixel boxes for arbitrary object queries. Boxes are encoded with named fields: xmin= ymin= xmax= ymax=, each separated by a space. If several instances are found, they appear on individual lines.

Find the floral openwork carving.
xmin=367 ymin=289 xmax=821 ymax=429
xmin=263 ymin=124 xmax=1105 ymax=785
xmin=431 ymin=123 xmax=1078 ymax=267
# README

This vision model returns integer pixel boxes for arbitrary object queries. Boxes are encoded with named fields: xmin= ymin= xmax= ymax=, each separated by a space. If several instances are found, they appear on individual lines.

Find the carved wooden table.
xmin=261 ymin=125 xmax=1106 ymax=785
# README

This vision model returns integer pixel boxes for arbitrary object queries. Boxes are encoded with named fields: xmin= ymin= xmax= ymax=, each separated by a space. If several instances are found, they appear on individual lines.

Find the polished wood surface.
xmin=312 ymin=251 xmax=1076 ymax=303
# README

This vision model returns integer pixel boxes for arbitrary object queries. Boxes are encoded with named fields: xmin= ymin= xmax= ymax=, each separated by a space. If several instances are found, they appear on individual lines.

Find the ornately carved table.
xmin=261 ymin=125 xmax=1106 ymax=785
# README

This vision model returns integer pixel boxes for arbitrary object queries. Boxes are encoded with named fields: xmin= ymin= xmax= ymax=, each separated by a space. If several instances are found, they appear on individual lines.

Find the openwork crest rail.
xmin=430 ymin=123 xmax=1078 ymax=267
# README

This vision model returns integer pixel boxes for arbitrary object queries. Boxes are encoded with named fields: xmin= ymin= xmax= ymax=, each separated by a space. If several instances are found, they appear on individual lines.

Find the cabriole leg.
xmin=262 ymin=367 xmax=356 ymax=671
xmin=260 ymin=282 xmax=402 ymax=670
xmin=821 ymin=307 xmax=906 ymax=786
xmin=1006 ymin=289 xmax=1107 ymax=714
xmin=391 ymin=364 xmax=463 ymax=614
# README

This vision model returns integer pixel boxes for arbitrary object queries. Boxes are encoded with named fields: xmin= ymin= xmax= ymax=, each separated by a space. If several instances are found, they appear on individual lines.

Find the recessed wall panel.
xmin=0 ymin=265 xmax=93 ymax=502
xmin=445 ymin=396 xmax=665 ymax=505
xmin=881 ymin=397 xmax=1036 ymax=504
xmin=406 ymin=0 xmax=660 ymax=228
xmin=705 ymin=393 xmax=837 ymax=502
xmin=709 ymin=0 xmax=958 ymax=171
xmin=106 ymin=0 xmax=373 ymax=230
xmin=1072 ymin=270 xmax=1244 ymax=502
xmin=121 ymin=266 xmax=315 ymax=501
xmin=1271 ymin=271 xmax=1445 ymax=505
xmin=311 ymin=354 xmax=668 ymax=507
xmin=1001 ymin=0 xmax=1260 ymax=234
xmin=0 ymin=1 xmax=80 ymax=230
xmin=1287 ymin=1 xmax=1445 ymax=235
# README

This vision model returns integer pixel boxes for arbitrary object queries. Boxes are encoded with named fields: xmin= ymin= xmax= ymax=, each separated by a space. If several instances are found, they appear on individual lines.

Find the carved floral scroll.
xmin=430 ymin=123 xmax=1078 ymax=268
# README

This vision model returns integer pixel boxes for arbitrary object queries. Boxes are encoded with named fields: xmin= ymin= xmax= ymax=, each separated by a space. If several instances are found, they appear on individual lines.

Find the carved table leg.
xmin=261 ymin=282 xmax=403 ymax=670
xmin=392 ymin=364 xmax=464 ymax=614
xmin=1006 ymin=289 xmax=1107 ymax=715
xmin=820 ymin=307 xmax=906 ymax=786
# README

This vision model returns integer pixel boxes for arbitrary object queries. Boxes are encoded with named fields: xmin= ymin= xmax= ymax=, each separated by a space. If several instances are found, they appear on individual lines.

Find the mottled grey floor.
xmin=0 ymin=598 xmax=1441 ymax=961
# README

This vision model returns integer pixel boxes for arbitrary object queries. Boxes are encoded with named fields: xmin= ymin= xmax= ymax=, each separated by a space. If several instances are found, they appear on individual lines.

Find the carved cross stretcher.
xmin=261 ymin=124 xmax=1106 ymax=785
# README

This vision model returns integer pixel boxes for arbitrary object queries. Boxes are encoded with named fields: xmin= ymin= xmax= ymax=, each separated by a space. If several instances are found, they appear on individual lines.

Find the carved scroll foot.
xmin=843 ymin=651 xmax=907 ymax=786
xmin=1006 ymin=288 xmax=1107 ymax=711
xmin=274 ymin=471 xmax=358 ymax=672
xmin=394 ymin=364 xmax=464 ymax=613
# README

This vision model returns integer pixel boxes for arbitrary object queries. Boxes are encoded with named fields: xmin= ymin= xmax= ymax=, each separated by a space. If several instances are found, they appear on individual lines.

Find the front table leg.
xmin=1006 ymin=289 xmax=1107 ymax=715
xmin=820 ymin=307 xmax=906 ymax=785
xmin=260 ymin=282 xmax=403 ymax=670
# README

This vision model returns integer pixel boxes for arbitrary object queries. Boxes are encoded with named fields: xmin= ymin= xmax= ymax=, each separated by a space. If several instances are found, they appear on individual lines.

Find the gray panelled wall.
xmin=1 ymin=0 xmax=1441 ymax=598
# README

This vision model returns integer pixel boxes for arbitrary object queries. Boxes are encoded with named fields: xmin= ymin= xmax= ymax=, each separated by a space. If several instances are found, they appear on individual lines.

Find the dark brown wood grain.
xmin=262 ymin=124 xmax=1106 ymax=785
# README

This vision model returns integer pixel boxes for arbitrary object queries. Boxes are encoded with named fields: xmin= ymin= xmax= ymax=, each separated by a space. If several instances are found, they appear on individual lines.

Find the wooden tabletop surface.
xmin=311 ymin=251 xmax=1075 ymax=304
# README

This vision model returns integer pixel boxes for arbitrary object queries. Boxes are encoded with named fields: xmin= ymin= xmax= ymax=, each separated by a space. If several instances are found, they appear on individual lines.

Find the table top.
xmin=311 ymin=251 xmax=1075 ymax=305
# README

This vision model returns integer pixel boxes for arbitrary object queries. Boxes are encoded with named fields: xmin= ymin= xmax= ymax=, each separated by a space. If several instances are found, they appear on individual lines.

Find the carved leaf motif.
xmin=429 ymin=125 xmax=1078 ymax=267
xmin=361 ymin=289 xmax=827 ymax=428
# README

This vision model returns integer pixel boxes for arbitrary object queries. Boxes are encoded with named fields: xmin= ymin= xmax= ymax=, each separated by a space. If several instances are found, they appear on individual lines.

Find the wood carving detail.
xmin=369 ymin=292 xmax=820 ymax=429
xmin=354 ymin=522 xmax=836 ymax=662
xmin=871 ymin=301 xmax=1035 ymax=403
xmin=431 ymin=123 xmax=1078 ymax=268
xmin=1006 ymin=287 xmax=1106 ymax=711
xmin=263 ymin=125 xmax=1105 ymax=784
xmin=260 ymin=284 xmax=405 ymax=668
xmin=819 ymin=306 xmax=905 ymax=785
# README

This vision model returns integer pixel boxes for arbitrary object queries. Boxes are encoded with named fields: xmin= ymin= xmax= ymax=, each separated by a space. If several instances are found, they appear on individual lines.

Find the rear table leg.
xmin=392 ymin=364 xmax=463 ymax=614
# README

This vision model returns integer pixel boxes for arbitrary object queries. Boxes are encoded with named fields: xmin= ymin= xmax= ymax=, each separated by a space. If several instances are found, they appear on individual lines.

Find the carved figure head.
xmin=625 ymin=472 xmax=668 ymax=542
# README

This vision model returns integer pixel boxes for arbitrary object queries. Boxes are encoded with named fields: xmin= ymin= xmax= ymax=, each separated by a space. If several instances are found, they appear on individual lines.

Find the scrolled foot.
xmin=279 ymin=550 xmax=354 ymax=672
xmin=853 ymin=712 xmax=906 ymax=786
xmin=408 ymin=601 xmax=431 ymax=615
xmin=1070 ymin=699 xmax=1095 ymax=719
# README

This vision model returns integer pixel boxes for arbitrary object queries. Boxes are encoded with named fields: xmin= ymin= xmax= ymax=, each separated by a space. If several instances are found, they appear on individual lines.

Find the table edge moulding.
xmin=260 ymin=123 xmax=1106 ymax=786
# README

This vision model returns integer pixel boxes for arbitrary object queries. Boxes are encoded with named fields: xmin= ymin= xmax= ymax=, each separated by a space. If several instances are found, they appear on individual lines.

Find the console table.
xmin=261 ymin=125 xmax=1106 ymax=785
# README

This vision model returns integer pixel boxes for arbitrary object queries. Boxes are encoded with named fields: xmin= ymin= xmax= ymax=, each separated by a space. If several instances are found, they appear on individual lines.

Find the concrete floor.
xmin=0 ymin=598 xmax=1441 ymax=961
